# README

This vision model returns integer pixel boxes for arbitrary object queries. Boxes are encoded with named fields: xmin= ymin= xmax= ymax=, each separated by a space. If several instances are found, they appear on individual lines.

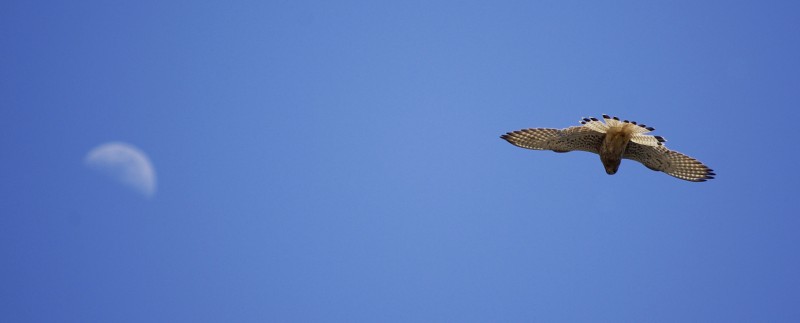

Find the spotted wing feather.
xmin=623 ymin=142 xmax=715 ymax=182
xmin=501 ymin=126 xmax=604 ymax=153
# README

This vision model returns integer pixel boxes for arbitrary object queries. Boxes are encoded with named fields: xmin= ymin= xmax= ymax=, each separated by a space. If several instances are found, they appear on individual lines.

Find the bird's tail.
xmin=599 ymin=114 xmax=667 ymax=147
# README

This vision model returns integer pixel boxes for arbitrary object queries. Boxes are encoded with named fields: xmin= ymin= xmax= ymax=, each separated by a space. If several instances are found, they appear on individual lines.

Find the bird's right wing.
xmin=501 ymin=126 xmax=604 ymax=154
xmin=623 ymin=142 xmax=715 ymax=182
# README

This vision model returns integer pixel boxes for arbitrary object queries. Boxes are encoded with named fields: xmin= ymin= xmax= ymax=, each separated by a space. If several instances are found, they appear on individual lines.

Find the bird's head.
xmin=602 ymin=158 xmax=621 ymax=175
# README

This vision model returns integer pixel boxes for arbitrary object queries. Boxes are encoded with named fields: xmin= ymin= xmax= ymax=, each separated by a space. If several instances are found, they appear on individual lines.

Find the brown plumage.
xmin=501 ymin=115 xmax=715 ymax=182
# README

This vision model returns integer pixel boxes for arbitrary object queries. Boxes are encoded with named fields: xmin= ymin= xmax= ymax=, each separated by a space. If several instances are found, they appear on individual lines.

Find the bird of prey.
xmin=501 ymin=115 xmax=715 ymax=182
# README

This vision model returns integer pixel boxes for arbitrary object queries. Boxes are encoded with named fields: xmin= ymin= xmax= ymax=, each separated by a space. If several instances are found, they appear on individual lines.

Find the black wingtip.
xmin=631 ymin=121 xmax=638 ymax=125
xmin=602 ymin=114 xmax=610 ymax=119
xmin=582 ymin=117 xmax=591 ymax=122
xmin=646 ymin=126 xmax=655 ymax=131
xmin=590 ymin=117 xmax=598 ymax=121
xmin=612 ymin=116 xmax=619 ymax=120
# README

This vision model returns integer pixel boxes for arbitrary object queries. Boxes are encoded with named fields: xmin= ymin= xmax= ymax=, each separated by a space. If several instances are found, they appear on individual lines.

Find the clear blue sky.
xmin=2 ymin=1 xmax=800 ymax=322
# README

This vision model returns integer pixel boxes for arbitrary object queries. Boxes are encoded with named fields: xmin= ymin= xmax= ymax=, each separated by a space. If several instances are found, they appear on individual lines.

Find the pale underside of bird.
xmin=501 ymin=115 xmax=715 ymax=182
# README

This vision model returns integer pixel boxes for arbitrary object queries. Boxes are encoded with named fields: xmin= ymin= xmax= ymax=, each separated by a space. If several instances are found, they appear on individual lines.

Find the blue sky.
xmin=2 ymin=1 xmax=800 ymax=322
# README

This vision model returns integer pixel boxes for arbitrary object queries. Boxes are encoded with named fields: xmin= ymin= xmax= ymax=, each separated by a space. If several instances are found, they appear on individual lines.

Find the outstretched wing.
xmin=501 ymin=126 xmax=604 ymax=154
xmin=623 ymin=142 xmax=715 ymax=182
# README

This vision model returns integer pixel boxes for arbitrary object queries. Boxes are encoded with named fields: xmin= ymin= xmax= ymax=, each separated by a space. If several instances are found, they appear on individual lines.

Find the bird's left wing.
xmin=501 ymin=126 xmax=604 ymax=153
xmin=623 ymin=142 xmax=715 ymax=182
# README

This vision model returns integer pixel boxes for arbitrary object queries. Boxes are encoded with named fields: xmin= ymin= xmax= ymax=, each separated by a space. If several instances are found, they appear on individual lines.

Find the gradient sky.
xmin=3 ymin=1 xmax=800 ymax=322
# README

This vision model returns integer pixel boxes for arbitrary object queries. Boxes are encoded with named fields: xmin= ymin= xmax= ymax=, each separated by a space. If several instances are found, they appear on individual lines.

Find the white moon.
xmin=85 ymin=142 xmax=157 ymax=198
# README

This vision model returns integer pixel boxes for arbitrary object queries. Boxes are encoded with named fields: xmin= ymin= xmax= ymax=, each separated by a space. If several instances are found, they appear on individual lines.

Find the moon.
xmin=85 ymin=142 xmax=157 ymax=198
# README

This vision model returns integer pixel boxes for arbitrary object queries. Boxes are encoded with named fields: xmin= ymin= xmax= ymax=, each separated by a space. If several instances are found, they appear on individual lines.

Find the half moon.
xmin=85 ymin=142 xmax=157 ymax=198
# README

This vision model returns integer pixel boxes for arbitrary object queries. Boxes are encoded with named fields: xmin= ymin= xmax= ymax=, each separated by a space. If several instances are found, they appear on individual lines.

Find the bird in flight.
xmin=501 ymin=115 xmax=715 ymax=182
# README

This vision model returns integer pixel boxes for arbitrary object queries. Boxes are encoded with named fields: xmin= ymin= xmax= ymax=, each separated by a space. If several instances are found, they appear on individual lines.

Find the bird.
xmin=500 ymin=115 xmax=715 ymax=182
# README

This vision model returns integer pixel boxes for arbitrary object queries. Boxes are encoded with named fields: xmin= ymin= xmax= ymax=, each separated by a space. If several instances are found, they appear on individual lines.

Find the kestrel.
xmin=501 ymin=115 xmax=715 ymax=182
